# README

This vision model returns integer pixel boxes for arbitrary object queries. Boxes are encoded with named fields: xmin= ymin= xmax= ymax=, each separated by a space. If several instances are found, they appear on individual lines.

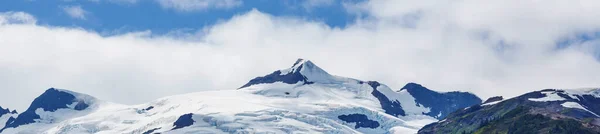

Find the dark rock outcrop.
xmin=401 ymin=83 xmax=482 ymax=119
xmin=483 ymin=96 xmax=503 ymax=104
xmin=369 ymin=81 xmax=406 ymax=117
xmin=172 ymin=113 xmax=194 ymax=130
xmin=1 ymin=88 xmax=91 ymax=132
xmin=338 ymin=114 xmax=380 ymax=129
xmin=239 ymin=59 xmax=318 ymax=89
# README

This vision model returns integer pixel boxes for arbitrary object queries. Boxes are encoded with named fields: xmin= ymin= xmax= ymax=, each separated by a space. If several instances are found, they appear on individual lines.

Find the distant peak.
xmin=12 ymin=88 xmax=97 ymax=115
xmin=31 ymin=88 xmax=94 ymax=111
xmin=282 ymin=59 xmax=325 ymax=75
xmin=406 ymin=82 xmax=423 ymax=87
xmin=400 ymin=82 xmax=426 ymax=91
xmin=565 ymin=88 xmax=600 ymax=93
xmin=483 ymin=96 xmax=503 ymax=104
xmin=2 ymin=88 xmax=97 ymax=131
xmin=282 ymin=59 xmax=308 ymax=74
xmin=41 ymin=88 xmax=80 ymax=100
xmin=291 ymin=58 xmax=305 ymax=68
xmin=400 ymin=82 xmax=482 ymax=119
xmin=0 ymin=106 xmax=13 ymax=116
xmin=239 ymin=59 xmax=334 ymax=89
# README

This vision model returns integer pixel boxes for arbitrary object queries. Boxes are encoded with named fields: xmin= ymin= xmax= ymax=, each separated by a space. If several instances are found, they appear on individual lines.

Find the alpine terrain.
xmin=419 ymin=88 xmax=600 ymax=134
xmin=0 ymin=59 xmax=482 ymax=134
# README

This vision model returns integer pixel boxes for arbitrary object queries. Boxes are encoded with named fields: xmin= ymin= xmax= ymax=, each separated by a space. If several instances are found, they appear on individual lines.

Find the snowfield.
xmin=0 ymin=113 xmax=16 ymax=129
xmin=522 ymin=88 xmax=600 ymax=118
xmin=0 ymin=59 xmax=472 ymax=134
xmin=528 ymin=91 xmax=566 ymax=102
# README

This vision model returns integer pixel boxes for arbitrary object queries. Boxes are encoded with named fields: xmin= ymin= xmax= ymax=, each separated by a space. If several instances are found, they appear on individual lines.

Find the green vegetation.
xmin=420 ymin=97 xmax=600 ymax=134
xmin=473 ymin=106 xmax=596 ymax=134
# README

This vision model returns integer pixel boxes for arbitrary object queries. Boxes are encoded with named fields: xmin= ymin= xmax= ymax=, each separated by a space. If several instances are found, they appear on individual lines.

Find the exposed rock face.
xmin=338 ymin=114 xmax=380 ymax=129
xmin=172 ymin=113 xmax=194 ymax=130
xmin=239 ymin=59 xmax=327 ymax=89
xmin=369 ymin=81 xmax=406 ymax=117
xmin=483 ymin=96 xmax=503 ymax=104
xmin=1 ymin=88 xmax=94 ymax=133
xmin=0 ymin=107 xmax=13 ymax=117
xmin=401 ymin=83 xmax=482 ymax=119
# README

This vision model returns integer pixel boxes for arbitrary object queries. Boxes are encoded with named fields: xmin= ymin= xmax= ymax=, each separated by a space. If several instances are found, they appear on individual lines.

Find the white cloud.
xmin=302 ymin=0 xmax=335 ymax=9
xmin=156 ymin=0 xmax=242 ymax=12
xmin=1 ymin=0 xmax=600 ymax=111
xmin=108 ymin=0 xmax=138 ymax=4
xmin=62 ymin=5 xmax=87 ymax=20
xmin=0 ymin=12 xmax=36 ymax=25
xmin=84 ymin=0 xmax=138 ymax=4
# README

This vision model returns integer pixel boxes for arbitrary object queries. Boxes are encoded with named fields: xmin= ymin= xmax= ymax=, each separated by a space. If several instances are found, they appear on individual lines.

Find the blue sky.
xmin=0 ymin=0 xmax=363 ymax=35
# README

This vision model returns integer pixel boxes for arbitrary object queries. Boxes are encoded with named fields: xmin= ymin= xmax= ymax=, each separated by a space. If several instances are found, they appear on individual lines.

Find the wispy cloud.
xmin=62 ymin=5 xmax=87 ymax=20
xmin=109 ymin=0 xmax=138 ymax=4
xmin=0 ymin=11 xmax=36 ymax=25
xmin=156 ymin=0 xmax=242 ymax=12
xmin=302 ymin=0 xmax=335 ymax=9
xmin=85 ymin=0 xmax=138 ymax=4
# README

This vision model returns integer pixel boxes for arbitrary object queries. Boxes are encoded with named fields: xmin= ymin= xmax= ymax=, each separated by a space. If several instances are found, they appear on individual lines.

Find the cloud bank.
xmin=1 ymin=0 xmax=600 ymax=111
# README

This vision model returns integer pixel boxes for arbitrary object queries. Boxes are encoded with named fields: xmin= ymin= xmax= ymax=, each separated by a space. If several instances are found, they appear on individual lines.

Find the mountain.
xmin=1 ymin=88 xmax=96 ymax=133
xmin=0 ymin=106 xmax=17 ymax=130
xmin=419 ymin=88 xmax=600 ymax=134
xmin=0 ymin=59 xmax=481 ymax=134
xmin=400 ymin=83 xmax=481 ymax=119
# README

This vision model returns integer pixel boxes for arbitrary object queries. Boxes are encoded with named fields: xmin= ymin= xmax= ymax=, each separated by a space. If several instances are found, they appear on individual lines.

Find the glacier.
xmin=0 ymin=59 xmax=481 ymax=134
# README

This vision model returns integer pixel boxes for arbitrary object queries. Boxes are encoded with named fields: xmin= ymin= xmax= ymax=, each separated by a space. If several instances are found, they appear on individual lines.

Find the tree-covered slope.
xmin=419 ymin=89 xmax=600 ymax=134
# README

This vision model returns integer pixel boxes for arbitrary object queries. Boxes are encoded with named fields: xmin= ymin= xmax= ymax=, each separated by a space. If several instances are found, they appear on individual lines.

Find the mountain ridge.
xmin=419 ymin=88 xmax=600 ymax=134
xmin=0 ymin=59 xmax=482 ymax=134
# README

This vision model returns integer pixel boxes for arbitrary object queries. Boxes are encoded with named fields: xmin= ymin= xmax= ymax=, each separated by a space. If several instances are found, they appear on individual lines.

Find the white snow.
xmin=389 ymin=126 xmax=419 ymax=134
xmin=2 ymin=81 xmax=438 ymax=134
xmin=528 ymin=91 xmax=566 ymax=102
xmin=481 ymin=100 xmax=503 ymax=106
xmin=277 ymin=59 xmax=342 ymax=85
xmin=563 ymin=88 xmax=600 ymax=99
xmin=0 ymin=113 xmax=17 ymax=129
xmin=2 ymin=60 xmax=445 ymax=134
xmin=388 ymin=116 xmax=437 ymax=134
xmin=527 ymin=88 xmax=600 ymax=118
xmin=279 ymin=59 xmax=306 ymax=75
xmin=297 ymin=60 xmax=337 ymax=83
xmin=561 ymin=102 xmax=600 ymax=117
xmin=377 ymin=86 xmax=431 ymax=116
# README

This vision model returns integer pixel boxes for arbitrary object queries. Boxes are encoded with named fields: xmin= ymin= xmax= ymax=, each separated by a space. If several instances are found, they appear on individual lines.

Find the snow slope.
xmin=0 ymin=59 xmax=481 ymax=134
xmin=0 ymin=107 xmax=17 ymax=130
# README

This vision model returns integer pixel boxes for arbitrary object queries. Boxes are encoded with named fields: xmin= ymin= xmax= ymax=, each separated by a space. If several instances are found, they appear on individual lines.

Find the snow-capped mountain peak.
xmin=565 ymin=88 xmax=600 ymax=98
xmin=1 ymin=88 xmax=99 ymax=133
xmin=399 ymin=82 xmax=481 ymax=119
xmin=26 ymin=88 xmax=97 ymax=112
xmin=239 ymin=58 xmax=335 ymax=89
xmin=283 ymin=59 xmax=331 ymax=79
xmin=0 ymin=107 xmax=15 ymax=116
xmin=0 ymin=106 xmax=17 ymax=131
xmin=0 ymin=59 xmax=484 ymax=134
